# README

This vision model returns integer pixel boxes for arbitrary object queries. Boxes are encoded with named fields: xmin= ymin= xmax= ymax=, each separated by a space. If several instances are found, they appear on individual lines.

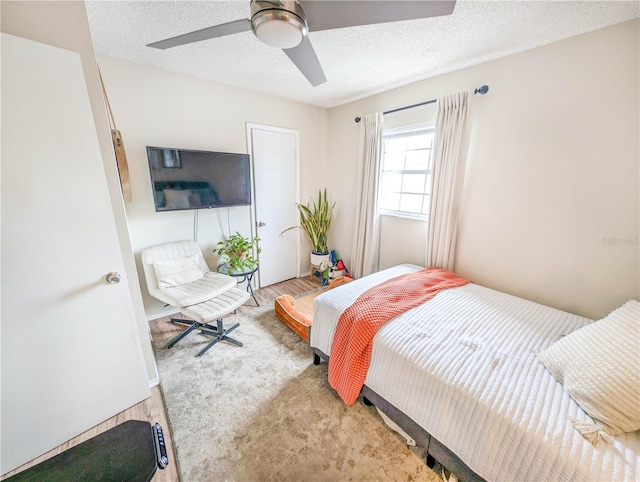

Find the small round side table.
xmin=217 ymin=262 xmax=259 ymax=306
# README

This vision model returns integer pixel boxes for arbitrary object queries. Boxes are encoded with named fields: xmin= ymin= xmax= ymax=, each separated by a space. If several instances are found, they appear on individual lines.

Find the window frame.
xmin=378 ymin=122 xmax=435 ymax=220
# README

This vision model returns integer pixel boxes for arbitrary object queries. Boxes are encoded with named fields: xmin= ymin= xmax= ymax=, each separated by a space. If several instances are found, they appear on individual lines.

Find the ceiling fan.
xmin=147 ymin=0 xmax=456 ymax=87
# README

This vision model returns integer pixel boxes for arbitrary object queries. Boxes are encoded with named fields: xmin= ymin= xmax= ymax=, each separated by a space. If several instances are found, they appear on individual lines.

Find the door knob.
xmin=257 ymin=221 xmax=266 ymax=227
xmin=105 ymin=272 xmax=122 ymax=285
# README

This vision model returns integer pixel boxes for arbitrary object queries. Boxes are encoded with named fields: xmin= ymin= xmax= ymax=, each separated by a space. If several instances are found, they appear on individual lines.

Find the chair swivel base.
xmin=168 ymin=318 xmax=242 ymax=356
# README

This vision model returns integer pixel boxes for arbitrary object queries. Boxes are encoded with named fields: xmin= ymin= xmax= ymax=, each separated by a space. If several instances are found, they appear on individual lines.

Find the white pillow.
xmin=153 ymin=255 xmax=204 ymax=288
xmin=163 ymin=189 xmax=191 ymax=209
xmin=537 ymin=300 xmax=640 ymax=436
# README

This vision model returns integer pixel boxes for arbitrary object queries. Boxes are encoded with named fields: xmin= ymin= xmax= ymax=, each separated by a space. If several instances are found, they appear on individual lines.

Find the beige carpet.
xmin=153 ymin=304 xmax=441 ymax=482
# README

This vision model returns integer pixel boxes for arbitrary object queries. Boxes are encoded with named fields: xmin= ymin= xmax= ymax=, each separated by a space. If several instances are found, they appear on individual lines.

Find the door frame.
xmin=246 ymin=123 xmax=301 ymax=288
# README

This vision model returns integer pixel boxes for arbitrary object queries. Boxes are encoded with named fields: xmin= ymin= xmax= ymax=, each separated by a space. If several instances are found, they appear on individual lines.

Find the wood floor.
xmin=2 ymin=276 xmax=318 ymax=481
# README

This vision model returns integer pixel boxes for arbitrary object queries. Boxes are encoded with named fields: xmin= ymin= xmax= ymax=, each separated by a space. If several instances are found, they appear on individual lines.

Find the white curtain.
xmin=350 ymin=112 xmax=384 ymax=279
xmin=426 ymin=91 xmax=473 ymax=271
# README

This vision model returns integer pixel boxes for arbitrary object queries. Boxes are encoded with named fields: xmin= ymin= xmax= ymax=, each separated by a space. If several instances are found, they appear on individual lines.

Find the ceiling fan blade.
xmin=147 ymin=19 xmax=251 ymax=49
xmin=300 ymin=0 xmax=456 ymax=32
xmin=283 ymin=36 xmax=327 ymax=86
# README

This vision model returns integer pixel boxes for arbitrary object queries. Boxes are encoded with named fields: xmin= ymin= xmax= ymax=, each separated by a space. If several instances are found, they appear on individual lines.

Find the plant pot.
xmin=310 ymin=251 xmax=331 ymax=266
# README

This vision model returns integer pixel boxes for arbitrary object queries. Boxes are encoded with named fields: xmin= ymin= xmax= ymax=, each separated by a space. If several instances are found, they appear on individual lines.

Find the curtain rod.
xmin=354 ymin=84 xmax=489 ymax=123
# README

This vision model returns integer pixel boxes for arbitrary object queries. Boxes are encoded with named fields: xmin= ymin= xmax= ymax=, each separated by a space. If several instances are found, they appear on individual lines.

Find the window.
xmin=379 ymin=123 xmax=435 ymax=218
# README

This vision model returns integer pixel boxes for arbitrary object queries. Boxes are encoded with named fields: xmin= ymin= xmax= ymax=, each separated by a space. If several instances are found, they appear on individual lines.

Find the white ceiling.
xmin=85 ymin=1 xmax=639 ymax=109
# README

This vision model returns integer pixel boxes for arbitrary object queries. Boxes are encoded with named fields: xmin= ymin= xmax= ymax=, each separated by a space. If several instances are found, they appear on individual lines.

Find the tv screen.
xmin=146 ymin=146 xmax=251 ymax=211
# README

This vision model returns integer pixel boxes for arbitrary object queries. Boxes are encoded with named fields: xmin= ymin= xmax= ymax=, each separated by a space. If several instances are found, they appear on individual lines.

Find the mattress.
xmin=310 ymin=264 xmax=640 ymax=481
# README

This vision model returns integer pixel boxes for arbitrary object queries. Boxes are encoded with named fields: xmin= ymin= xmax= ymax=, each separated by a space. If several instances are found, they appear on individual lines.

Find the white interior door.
xmin=248 ymin=125 xmax=299 ymax=287
xmin=1 ymin=34 xmax=150 ymax=474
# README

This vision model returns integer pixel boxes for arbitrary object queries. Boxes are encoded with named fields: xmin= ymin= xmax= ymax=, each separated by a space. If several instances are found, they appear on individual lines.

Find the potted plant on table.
xmin=282 ymin=188 xmax=335 ymax=266
xmin=214 ymin=232 xmax=261 ymax=272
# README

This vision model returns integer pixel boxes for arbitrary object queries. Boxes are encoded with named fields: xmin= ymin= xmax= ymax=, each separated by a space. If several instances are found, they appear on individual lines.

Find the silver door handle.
xmin=257 ymin=221 xmax=266 ymax=227
xmin=105 ymin=272 xmax=122 ymax=285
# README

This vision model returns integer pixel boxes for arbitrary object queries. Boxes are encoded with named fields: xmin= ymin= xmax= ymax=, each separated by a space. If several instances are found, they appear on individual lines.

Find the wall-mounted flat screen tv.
xmin=146 ymin=146 xmax=251 ymax=211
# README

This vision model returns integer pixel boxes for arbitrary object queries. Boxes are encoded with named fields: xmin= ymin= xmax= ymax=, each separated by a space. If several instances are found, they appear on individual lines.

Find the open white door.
xmin=1 ymin=34 xmax=150 ymax=474
xmin=247 ymin=124 xmax=299 ymax=287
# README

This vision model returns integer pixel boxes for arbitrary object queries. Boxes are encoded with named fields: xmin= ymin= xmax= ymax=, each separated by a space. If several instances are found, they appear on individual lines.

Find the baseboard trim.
xmin=146 ymin=307 xmax=179 ymax=322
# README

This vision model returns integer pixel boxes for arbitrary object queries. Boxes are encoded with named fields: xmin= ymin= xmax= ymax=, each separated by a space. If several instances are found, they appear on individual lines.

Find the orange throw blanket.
xmin=328 ymin=267 xmax=470 ymax=405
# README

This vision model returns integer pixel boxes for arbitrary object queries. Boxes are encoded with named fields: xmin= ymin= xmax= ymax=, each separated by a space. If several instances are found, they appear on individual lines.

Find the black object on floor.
xmin=6 ymin=420 xmax=164 ymax=482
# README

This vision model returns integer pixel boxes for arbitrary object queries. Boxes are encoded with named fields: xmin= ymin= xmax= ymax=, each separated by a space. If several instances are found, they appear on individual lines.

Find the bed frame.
xmin=312 ymin=347 xmax=484 ymax=482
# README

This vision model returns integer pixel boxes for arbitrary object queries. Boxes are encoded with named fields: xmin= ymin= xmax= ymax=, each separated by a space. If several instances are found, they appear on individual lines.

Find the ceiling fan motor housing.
xmin=250 ymin=0 xmax=309 ymax=49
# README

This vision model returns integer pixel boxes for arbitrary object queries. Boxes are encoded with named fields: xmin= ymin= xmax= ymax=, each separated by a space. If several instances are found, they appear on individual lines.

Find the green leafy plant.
xmin=214 ymin=232 xmax=261 ymax=271
xmin=282 ymin=189 xmax=335 ymax=254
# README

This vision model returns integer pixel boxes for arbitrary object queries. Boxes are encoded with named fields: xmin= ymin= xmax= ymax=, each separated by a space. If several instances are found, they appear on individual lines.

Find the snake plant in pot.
xmin=282 ymin=189 xmax=335 ymax=265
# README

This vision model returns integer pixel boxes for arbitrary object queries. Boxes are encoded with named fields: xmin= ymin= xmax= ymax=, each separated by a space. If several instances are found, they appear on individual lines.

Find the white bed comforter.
xmin=310 ymin=264 xmax=640 ymax=481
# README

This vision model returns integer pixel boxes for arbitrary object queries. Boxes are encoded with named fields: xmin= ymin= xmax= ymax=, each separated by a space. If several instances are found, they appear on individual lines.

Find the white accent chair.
xmin=142 ymin=240 xmax=250 ymax=356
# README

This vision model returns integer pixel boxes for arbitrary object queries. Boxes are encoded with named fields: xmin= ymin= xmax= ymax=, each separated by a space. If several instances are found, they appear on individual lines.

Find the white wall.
xmin=97 ymin=56 xmax=328 ymax=318
xmin=327 ymin=20 xmax=639 ymax=320
xmin=1 ymin=1 xmax=158 ymax=383
xmin=378 ymin=215 xmax=428 ymax=270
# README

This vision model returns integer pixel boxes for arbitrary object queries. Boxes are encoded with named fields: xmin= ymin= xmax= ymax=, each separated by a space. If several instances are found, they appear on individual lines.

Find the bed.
xmin=309 ymin=264 xmax=640 ymax=481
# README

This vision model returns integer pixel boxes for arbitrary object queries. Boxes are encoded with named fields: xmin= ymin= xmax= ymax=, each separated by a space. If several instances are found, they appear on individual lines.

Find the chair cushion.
xmin=181 ymin=287 xmax=251 ymax=323
xmin=153 ymin=254 xmax=204 ymax=288
xmin=149 ymin=271 xmax=236 ymax=308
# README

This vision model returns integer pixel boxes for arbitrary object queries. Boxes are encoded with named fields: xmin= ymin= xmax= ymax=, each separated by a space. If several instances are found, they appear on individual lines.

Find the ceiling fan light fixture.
xmin=255 ymin=17 xmax=304 ymax=49
xmin=251 ymin=1 xmax=309 ymax=49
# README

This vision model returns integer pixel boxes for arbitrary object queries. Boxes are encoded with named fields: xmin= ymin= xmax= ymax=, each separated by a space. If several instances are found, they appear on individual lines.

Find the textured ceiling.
xmin=85 ymin=1 xmax=639 ymax=108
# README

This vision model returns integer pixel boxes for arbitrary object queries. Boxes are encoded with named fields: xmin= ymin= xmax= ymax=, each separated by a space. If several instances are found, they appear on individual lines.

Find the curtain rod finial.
xmin=475 ymin=85 xmax=489 ymax=95
xmin=354 ymin=116 xmax=361 ymax=123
